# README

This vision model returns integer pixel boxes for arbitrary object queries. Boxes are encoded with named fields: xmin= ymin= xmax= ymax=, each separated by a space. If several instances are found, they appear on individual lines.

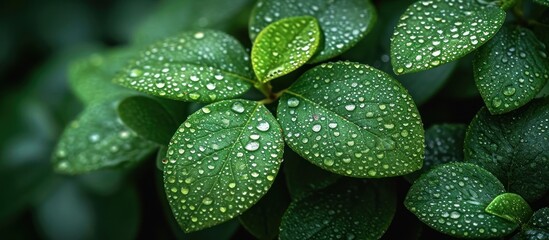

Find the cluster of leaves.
xmin=52 ymin=0 xmax=549 ymax=239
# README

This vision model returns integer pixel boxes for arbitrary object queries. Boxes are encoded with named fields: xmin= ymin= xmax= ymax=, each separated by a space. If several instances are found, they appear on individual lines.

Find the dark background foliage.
xmin=4 ymin=0 xmax=542 ymax=239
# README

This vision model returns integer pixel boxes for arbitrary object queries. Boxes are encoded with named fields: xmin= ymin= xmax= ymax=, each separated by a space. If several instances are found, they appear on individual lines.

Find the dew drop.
xmin=257 ymin=122 xmax=270 ymax=132
xmin=323 ymin=159 xmax=334 ymax=166
xmin=345 ymin=104 xmax=356 ymax=111
xmin=231 ymin=101 xmax=245 ymax=113
xmin=202 ymin=197 xmax=213 ymax=205
xmin=245 ymin=142 xmax=260 ymax=151
xmin=503 ymin=86 xmax=516 ymax=96
xmin=287 ymin=97 xmax=300 ymax=107
xmin=312 ymin=124 xmax=322 ymax=132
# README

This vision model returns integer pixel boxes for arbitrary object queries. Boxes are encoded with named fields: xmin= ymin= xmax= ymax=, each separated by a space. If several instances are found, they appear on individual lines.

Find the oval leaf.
xmin=485 ymin=193 xmax=533 ymax=225
xmin=405 ymin=163 xmax=518 ymax=238
xmin=118 ymin=96 xmax=179 ymax=145
xmin=164 ymin=99 xmax=284 ymax=232
xmin=249 ymin=0 xmax=377 ymax=63
xmin=277 ymin=62 xmax=424 ymax=178
xmin=464 ymin=98 xmax=549 ymax=202
xmin=52 ymin=99 xmax=156 ymax=174
xmin=279 ymin=179 xmax=396 ymax=240
xmin=252 ymin=16 xmax=320 ymax=83
xmin=390 ymin=0 xmax=506 ymax=74
xmin=405 ymin=124 xmax=466 ymax=182
xmin=474 ymin=25 xmax=549 ymax=114
xmin=69 ymin=49 xmax=136 ymax=105
xmin=116 ymin=30 xmax=255 ymax=102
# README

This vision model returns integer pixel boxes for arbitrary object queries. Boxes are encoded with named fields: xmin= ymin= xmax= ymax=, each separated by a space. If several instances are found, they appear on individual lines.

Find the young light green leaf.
xmin=52 ymin=99 xmax=156 ymax=174
xmin=390 ymin=0 xmax=506 ymax=74
xmin=118 ymin=96 xmax=179 ymax=145
xmin=251 ymin=16 xmax=320 ymax=83
xmin=533 ymin=0 xmax=549 ymax=7
xmin=405 ymin=163 xmax=518 ymax=238
xmin=279 ymin=179 xmax=396 ymax=240
xmin=68 ymin=48 xmax=136 ymax=105
xmin=164 ymin=99 xmax=284 ymax=232
xmin=249 ymin=0 xmax=377 ymax=63
xmin=239 ymin=176 xmax=290 ymax=240
xmin=284 ymin=150 xmax=340 ymax=199
xmin=517 ymin=208 xmax=549 ymax=240
xmin=116 ymin=30 xmax=255 ymax=102
xmin=277 ymin=62 xmax=424 ymax=178
xmin=485 ymin=193 xmax=533 ymax=225
xmin=405 ymin=124 xmax=466 ymax=182
xmin=473 ymin=25 xmax=549 ymax=114
xmin=464 ymin=98 xmax=549 ymax=202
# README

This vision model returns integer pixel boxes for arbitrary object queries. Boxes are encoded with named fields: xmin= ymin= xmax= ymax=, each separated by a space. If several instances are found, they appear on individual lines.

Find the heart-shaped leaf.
xmin=116 ymin=30 xmax=255 ymax=102
xmin=390 ymin=0 xmax=506 ymax=74
xmin=473 ymin=25 xmax=549 ymax=114
xmin=118 ymin=96 xmax=180 ymax=145
xmin=251 ymin=16 xmax=320 ymax=83
xmin=239 ymin=176 xmax=290 ymax=240
xmin=405 ymin=163 xmax=518 ymax=238
xmin=249 ymin=0 xmax=377 ymax=63
xmin=279 ymin=179 xmax=396 ymax=240
xmin=164 ymin=99 xmax=284 ymax=232
xmin=405 ymin=124 xmax=466 ymax=182
xmin=485 ymin=193 xmax=533 ymax=225
xmin=68 ymin=48 xmax=136 ymax=105
xmin=52 ymin=98 xmax=157 ymax=174
xmin=464 ymin=98 xmax=549 ymax=202
xmin=277 ymin=62 xmax=424 ymax=178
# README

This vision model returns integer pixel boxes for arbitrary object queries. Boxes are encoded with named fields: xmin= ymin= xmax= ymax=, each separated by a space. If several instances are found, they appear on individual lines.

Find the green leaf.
xmin=249 ymin=0 xmax=377 ymax=63
xmin=518 ymin=208 xmax=549 ymax=240
xmin=164 ymin=99 xmax=284 ymax=232
xmin=473 ymin=25 xmax=549 ymax=114
xmin=390 ymin=0 xmax=506 ymax=74
xmin=284 ymin=150 xmax=340 ymax=199
xmin=464 ymin=98 xmax=549 ymax=202
xmin=405 ymin=163 xmax=518 ymax=238
xmin=533 ymin=0 xmax=549 ymax=7
xmin=239 ymin=176 xmax=290 ymax=240
xmin=279 ymin=179 xmax=396 ymax=240
xmin=118 ymin=96 xmax=179 ymax=145
xmin=156 ymin=146 xmax=168 ymax=171
xmin=485 ymin=193 xmax=533 ymax=225
xmin=251 ymin=16 xmax=320 ymax=83
xmin=277 ymin=62 xmax=424 ymax=178
xmin=405 ymin=124 xmax=466 ymax=182
xmin=68 ymin=48 xmax=136 ymax=105
xmin=52 ymin=99 xmax=157 ymax=174
xmin=115 ymin=30 xmax=255 ymax=102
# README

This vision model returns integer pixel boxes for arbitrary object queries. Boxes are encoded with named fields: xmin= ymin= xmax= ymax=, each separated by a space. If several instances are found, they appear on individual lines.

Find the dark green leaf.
xmin=398 ymin=62 xmax=458 ymax=105
xmin=118 ymin=96 xmax=179 ymax=145
xmin=279 ymin=179 xmax=396 ymax=240
xmin=116 ymin=30 xmax=255 ymax=102
xmin=52 ymin=98 xmax=156 ymax=174
xmin=405 ymin=124 xmax=466 ymax=182
xmin=391 ymin=0 xmax=506 ymax=74
xmin=485 ymin=193 xmax=533 ymax=225
xmin=68 ymin=48 xmax=136 ymax=105
xmin=405 ymin=163 xmax=518 ymax=238
xmin=156 ymin=146 xmax=168 ymax=171
xmin=251 ymin=16 xmax=320 ymax=83
xmin=533 ymin=0 xmax=549 ymax=7
xmin=473 ymin=25 xmax=549 ymax=114
xmin=133 ymin=0 xmax=252 ymax=45
xmin=284 ymin=151 xmax=340 ymax=199
xmin=519 ymin=207 xmax=549 ymax=240
xmin=277 ymin=62 xmax=424 ymax=178
xmin=239 ymin=176 xmax=290 ymax=240
xmin=464 ymin=98 xmax=549 ymax=202
xmin=249 ymin=0 xmax=377 ymax=63
xmin=164 ymin=99 xmax=284 ymax=232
